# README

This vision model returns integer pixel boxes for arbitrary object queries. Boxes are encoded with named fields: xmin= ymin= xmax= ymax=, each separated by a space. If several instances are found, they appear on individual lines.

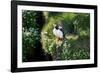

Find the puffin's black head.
xmin=55 ymin=25 xmax=59 ymax=29
xmin=53 ymin=23 xmax=63 ymax=30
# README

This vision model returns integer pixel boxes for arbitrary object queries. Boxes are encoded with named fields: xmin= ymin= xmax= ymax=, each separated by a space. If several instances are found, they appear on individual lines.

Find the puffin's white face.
xmin=58 ymin=26 xmax=62 ymax=29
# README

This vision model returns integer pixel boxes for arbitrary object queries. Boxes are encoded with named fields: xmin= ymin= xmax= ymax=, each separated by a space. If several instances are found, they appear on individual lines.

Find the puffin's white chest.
xmin=53 ymin=28 xmax=63 ymax=38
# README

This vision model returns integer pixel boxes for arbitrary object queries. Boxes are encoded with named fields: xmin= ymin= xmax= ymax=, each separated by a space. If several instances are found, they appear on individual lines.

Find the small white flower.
xmin=25 ymin=32 xmax=31 ymax=36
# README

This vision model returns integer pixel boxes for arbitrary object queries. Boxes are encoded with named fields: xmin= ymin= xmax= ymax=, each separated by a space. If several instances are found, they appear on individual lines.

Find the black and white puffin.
xmin=53 ymin=24 xmax=63 ymax=41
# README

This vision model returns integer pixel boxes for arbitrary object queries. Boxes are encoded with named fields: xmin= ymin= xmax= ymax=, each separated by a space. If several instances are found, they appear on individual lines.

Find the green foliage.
xmin=22 ymin=10 xmax=90 ymax=61
xmin=22 ymin=10 xmax=41 ymax=62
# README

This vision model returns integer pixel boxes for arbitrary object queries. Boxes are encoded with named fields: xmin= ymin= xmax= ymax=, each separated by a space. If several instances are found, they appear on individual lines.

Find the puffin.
xmin=53 ymin=24 xmax=63 ymax=42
